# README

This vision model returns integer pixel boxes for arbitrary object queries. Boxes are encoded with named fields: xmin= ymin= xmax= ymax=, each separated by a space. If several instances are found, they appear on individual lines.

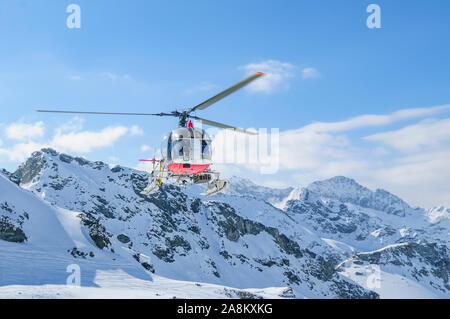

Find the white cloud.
xmin=0 ymin=141 xmax=46 ymax=162
xmin=364 ymin=118 xmax=450 ymax=153
xmin=55 ymin=117 xmax=85 ymax=134
xmin=281 ymin=110 xmax=450 ymax=207
xmin=302 ymin=67 xmax=321 ymax=79
xmin=300 ymin=104 xmax=450 ymax=133
xmin=140 ymin=144 xmax=152 ymax=152
xmin=0 ymin=118 xmax=136 ymax=162
xmin=241 ymin=60 xmax=295 ymax=93
xmin=5 ymin=121 xmax=45 ymax=141
xmin=278 ymin=129 xmax=352 ymax=170
xmin=370 ymin=151 xmax=450 ymax=208
xmin=130 ymin=125 xmax=144 ymax=136
xmin=211 ymin=103 xmax=450 ymax=208
xmin=50 ymin=126 xmax=129 ymax=153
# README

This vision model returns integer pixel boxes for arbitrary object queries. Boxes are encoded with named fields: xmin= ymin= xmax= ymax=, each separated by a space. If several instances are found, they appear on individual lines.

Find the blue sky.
xmin=0 ymin=0 xmax=449 ymax=208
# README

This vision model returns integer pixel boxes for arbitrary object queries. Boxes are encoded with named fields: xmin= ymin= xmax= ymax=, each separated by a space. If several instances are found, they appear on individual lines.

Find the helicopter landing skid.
xmin=140 ymin=172 xmax=162 ymax=195
xmin=202 ymin=179 xmax=227 ymax=196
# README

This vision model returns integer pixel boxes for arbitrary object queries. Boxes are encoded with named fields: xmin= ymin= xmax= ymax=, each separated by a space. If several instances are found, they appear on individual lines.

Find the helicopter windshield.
xmin=172 ymin=139 xmax=190 ymax=161
xmin=165 ymin=127 xmax=212 ymax=163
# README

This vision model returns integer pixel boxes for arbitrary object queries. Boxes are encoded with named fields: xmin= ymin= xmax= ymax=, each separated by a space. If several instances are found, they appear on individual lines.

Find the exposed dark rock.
xmin=220 ymin=250 xmax=231 ymax=260
xmin=117 ymin=234 xmax=130 ymax=243
xmin=166 ymin=235 xmax=191 ymax=253
xmin=331 ymin=280 xmax=379 ymax=299
xmin=68 ymin=247 xmax=94 ymax=259
xmin=284 ymin=271 xmax=301 ymax=284
xmin=80 ymin=213 xmax=111 ymax=249
xmin=111 ymin=166 xmax=123 ymax=173
xmin=0 ymin=217 xmax=27 ymax=243
xmin=213 ymin=203 xmax=303 ymax=257
xmin=13 ymin=152 xmax=44 ymax=184
xmin=59 ymin=154 xmax=73 ymax=163
xmin=152 ymin=246 xmax=175 ymax=263
xmin=133 ymin=254 xmax=155 ymax=273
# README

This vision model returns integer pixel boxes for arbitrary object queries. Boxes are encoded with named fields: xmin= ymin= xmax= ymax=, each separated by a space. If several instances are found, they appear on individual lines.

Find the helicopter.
xmin=35 ymin=71 xmax=265 ymax=196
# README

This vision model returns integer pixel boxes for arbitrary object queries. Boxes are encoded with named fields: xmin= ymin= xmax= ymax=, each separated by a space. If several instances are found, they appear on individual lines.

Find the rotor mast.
xmin=178 ymin=111 xmax=189 ymax=127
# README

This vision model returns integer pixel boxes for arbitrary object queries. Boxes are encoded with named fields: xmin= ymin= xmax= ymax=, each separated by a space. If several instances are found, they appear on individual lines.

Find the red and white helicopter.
xmin=36 ymin=72 xmax=265 ymax=196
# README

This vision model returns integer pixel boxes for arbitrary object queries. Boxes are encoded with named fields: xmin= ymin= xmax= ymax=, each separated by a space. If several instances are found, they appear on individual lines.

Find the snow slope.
xmin=0 ymin=171 xmax=289 ymax=298
xmin=337 ymin=243 xmax=449 ymax=298
xmin=0 ymin=149 xmax=448 ymax=298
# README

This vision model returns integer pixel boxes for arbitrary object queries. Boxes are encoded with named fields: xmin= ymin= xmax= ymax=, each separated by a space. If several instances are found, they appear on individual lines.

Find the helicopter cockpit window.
xmin=202 ymin=139 xmax=212 ymax=160
xmin=171 ymin=138 xmax=191 ymax=162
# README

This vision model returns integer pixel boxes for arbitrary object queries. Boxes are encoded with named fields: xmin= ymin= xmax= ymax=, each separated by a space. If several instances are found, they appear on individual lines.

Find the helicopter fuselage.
xmin=162 ymin=126 xmax=212 ymax=175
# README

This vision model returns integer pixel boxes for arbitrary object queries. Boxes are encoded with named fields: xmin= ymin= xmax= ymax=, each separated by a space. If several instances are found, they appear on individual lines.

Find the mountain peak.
xmin=225 ymin=176 xmax=293 ymax=206
xmin=12 ymin=148 xmax=112 ymax=186
xmin=307 ymin=176 xmax=369 ymax=200
xmin=40 ymin=148 xmax=58 ymax=156
xmin=306 ymin=176 xmax=416 ymax=217
xmin=9 ymin=150 xmax=421 ymax=218
xmin=308 ymin=176 xmax=362 ymax=189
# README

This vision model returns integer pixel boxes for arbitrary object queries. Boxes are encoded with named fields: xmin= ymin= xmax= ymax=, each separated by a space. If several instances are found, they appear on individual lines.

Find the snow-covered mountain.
xmin=0 ymin=148 xmax=448 ymax=299
xmin=307 ymin=176 xmax=420 ymax=217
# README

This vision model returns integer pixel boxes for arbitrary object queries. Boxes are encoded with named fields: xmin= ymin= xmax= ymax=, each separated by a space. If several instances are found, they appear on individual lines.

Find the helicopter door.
xmin=201 ymin=139 xmax=212 ymax=161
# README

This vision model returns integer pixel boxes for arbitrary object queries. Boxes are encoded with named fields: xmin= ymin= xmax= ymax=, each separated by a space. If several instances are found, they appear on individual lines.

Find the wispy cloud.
xmin=140 ymin=144 xmax=152 ymax=152
xmin=299 ymin=104 xmax=450 ymax=133
xmin=372 ymin=150 xmax=450 ymax=207
xmin=364 ymin=118 xmax=450 ymax=153
xmin=0 ymin=141 xmax=47 ymax=162
xmin=241 ymin=60 xmax=295 ymax=93
xmin=101 ymin=72 xmax=132 ymax=81
xmin=130 ymin=125 xmax=144 ymax=136
xmin=301 ymin=67 xmax=321 ymax=79
xmin=0 ymin=119 xmax=138 ymax=162
xmin=212 ymin=103 xmax=450 ymax=208
xmin=50 ymin=126 xmax=129 ymax=153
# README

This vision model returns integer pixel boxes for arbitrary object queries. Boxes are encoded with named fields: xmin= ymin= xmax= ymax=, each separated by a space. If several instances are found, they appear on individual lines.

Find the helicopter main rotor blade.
xmin=35 ymin=110 xmax=176 ymax=117
xmin=191 ymin=116 xmax=258 ymax=135
xmin=188 ymin=72 xmax=265 ymax=113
